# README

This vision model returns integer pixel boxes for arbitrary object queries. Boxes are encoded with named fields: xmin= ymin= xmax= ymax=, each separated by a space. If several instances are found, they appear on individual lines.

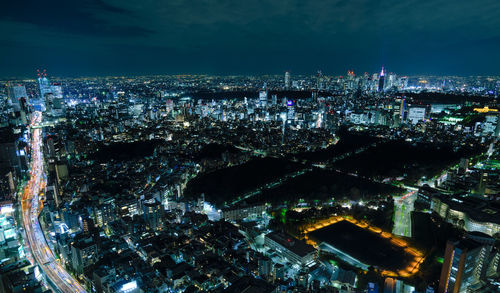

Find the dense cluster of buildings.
xmin=0 ymin=71 xmax=499 ymax=292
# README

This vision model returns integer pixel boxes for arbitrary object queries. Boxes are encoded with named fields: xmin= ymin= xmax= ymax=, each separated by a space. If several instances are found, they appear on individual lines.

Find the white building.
xmin=407 ymin=107 xmax=426 ymax=124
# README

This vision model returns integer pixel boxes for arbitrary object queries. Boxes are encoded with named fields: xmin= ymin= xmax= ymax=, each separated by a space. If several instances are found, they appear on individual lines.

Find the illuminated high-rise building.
xmin=408 ymin=107 xmax=426 ymax=124
xmin=438 ymin=239 xmax=488 ymax=293
xmin=387 ymin=73 xmax=396 ymax=89
xmin=7 ymin=84 xmax=27 ymax=111
xmin=378 ymin=67 xmax=385 ymax=92
xmin=36 ymin=69 xmax=51 ymax=111
xmin=284 ymin=71 xmax=291 ymax=89
xmin=71 ymin=236 xmax=98 ymax=274
xmin=400 ymin=76 xmax=408 ymax=90
xmin=7 ymin=84 xmax=28 ymax=125
xmin=47 ymin=84 xmax=66 ymax=116
xmin=316 ymin=70 xmax=323 ymax=89
xmin=259 ymin=89 xmax=268 ymax=107
xmin=258 ymin=255 xmax=272 ymax=278
xmin=143 ymin=198 xmax=163 ymax=230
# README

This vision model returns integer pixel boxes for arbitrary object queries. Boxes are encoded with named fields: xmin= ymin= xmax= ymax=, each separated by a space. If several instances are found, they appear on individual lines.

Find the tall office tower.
xmin=258 ymin=255 xmax=273 ymax=278
xmin=7 ymin=84 xmax=29 ymax=125
xmin=391 ymin=98 xmax=406 ymax=127
xmin=370 ymin=73 xmax=379 ymax=92
xmin=387 ymin=73 xmax=396 ymax=89
xmin=346 ymin=70 xmax=356 ymax=91
xmin=50 ymin=85 xmax=65 ymax=116
xmin=400 ymin=76 xmax=409 ymax=90
xmin=378 ymin=67 xmax=385 ymax=92
xmin=438 ymin=239 xmax=489 ymax=293
xmin=271 ymin=94 xmax=277 ymax=106
xmin=7 ymin=84 xmax=27 ymax=111
xmin=284 ymin=71 xmax=291 ymax=89
xmin=286 ymin=100 xmax=295 ymax=121
xmin=143 ymin=198 xmax=163 ymax=230
xmin=259 ymin=89 xmax=268 ymax=107
xmin=36 ymin=69 xmax=51 ymax=111
xmin=280 ymin=113 xmax=287 ymax=145
xmin=316 ymin=70 xmax=323 ymax=89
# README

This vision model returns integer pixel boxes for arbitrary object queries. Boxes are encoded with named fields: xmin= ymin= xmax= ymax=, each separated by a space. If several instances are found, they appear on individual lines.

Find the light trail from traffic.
xmin=21 ymin=111 xmax=87 ymax=293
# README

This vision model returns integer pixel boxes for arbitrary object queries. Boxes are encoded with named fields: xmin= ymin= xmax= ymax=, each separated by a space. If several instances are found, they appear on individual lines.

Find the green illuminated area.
xmin=476 ymin=160 xmax=500 ymax=170
xmin=438 ymin=116 xmax=464 ymax=125
xmin=280 ymin=208 xmax=287 ymax=224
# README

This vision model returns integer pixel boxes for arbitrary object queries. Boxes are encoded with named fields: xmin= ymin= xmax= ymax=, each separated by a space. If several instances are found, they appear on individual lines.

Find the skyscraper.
xmin=259 ymin=89 xmax=268 ymax=107
xmin=378 ymin=67 xmax=385 ymax=92
xmin=284 ymin=71 xmax=291 ymax=89
xmin=438 ymin=239 xmax=488 ymax=293
xmin=7 ymin=84 xmax=27 ymax=111
xmin=143 ymin=198 xmax=163 ymax=230
xmin=36 ymin=69 xmax=51 ymax=111
xmin=316 ymin=70 xmax=323 ymax=89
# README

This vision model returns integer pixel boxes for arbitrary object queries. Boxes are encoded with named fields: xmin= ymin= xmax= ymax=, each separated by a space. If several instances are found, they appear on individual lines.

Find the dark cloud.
xmin=0 ymin=0 xmax=152 ymax=37
xmin=0 ymin=0 xmax=499 ymax=77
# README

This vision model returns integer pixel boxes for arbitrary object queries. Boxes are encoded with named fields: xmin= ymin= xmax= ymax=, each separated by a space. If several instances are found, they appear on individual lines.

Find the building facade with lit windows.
xmin=438 ymin=239 xmax=489 ymax=293
xmin=264 ymin=231 xmax=316 ymax=267
xmin=431 ymin=195 xmax=500 ymax=237
xmin=117 ymin=197 xmax=139 ymax=218
xmin=143 ymin=198 xmax=163 ymax=230
xmin=71 ymin=236 xmax=99 ymax=274
xmin=221 ymin=203 xmax=266 ymax=221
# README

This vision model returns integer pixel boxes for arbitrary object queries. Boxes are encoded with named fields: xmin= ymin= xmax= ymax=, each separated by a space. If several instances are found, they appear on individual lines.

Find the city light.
xmin=0 ymin=16 xmax=498 ymax=291
xmin=120 ymin=281 xmax=137 ymax=292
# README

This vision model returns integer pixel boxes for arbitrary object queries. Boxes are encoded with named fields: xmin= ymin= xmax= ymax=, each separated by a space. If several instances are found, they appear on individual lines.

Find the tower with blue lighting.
xmin=378 ymin=67 xmax=385 ymax=92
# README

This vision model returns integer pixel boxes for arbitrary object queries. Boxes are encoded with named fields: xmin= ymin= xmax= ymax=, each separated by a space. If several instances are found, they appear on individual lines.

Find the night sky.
xmin=1 ymin=0 xmax=499 ymax=77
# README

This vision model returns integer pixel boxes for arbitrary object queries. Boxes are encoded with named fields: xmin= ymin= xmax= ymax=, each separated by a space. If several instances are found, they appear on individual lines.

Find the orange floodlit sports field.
xmin=303 ymin=216 xmax=424 ymax=277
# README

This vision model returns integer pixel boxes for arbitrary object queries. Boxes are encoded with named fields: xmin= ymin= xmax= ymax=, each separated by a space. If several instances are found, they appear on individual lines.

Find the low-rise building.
xmin=264 ymin=232 xmax=316 ymax=267
xmin=431 ymin=195 xmax=500 ymax=237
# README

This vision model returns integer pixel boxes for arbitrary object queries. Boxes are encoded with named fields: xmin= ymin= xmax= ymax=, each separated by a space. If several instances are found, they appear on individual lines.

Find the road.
xmin=21 ymin=111 xmax=87 ymax=293
xmin=392 ymin=190 xmax=416 ymax=237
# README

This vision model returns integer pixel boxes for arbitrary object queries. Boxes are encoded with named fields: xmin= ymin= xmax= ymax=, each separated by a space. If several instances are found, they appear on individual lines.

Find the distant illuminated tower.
xmin=316 ymin=70 xmax=322 ymax=89
xmin=36 ymin=69 xmax=51 ymax=111
xmin=378 ymin=67 xmax=385 ymax=92
xmin=280 ymin=113 xmax=287 ymax=145
xmin=284 ymin=71 xmax=291 ymax=89
xmin=37 ymin=69 xmax=51 ymax=98
xmin=259 ymin=89 xmax=268 ymax=107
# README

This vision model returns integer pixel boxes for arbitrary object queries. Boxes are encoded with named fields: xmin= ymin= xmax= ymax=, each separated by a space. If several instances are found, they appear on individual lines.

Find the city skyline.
xmin=1 ymin=0 xmax=500 ymax=77
xmin=3 ymin=69 xmax=500 ymax=80
xmin=1 ymin=1 xmax=499 ymax=293
xmin=1 ymin=68 xmax=499 ymax=293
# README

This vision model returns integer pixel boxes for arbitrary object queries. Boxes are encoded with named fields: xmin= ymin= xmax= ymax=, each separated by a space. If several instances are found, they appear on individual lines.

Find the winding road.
xmin=21 ymin=111 xmax=86 ymax=293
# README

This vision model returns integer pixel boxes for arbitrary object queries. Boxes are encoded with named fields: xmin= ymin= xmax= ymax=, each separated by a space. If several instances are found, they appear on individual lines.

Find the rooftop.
xmin=266 ymin=231 xmax=315 ymax=258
